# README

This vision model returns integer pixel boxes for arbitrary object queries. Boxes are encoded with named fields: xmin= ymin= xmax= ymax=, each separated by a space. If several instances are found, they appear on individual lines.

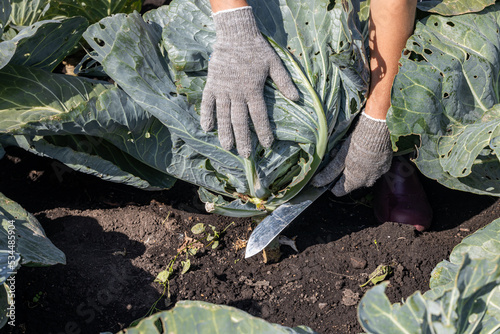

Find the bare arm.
xmin=365 ymin=0 xmax=417 ymax=120
xmin=209 ymin=0 xmax=249 ymax=13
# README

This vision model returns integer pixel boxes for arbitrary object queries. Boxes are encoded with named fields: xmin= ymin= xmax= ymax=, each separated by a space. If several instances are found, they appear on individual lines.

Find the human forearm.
xmin=209 ymin=0 xmax=249 ymax=13
xmin=365 ymin=0 xmax=417 ymax=120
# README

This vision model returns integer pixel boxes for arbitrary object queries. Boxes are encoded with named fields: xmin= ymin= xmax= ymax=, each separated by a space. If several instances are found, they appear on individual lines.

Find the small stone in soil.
xmin=341 ymin=289 xmax=360 ymax=306
xmin=334 ymin=280 xmax=345 ymax=290
xmin=350 ymin=257 xmax=367 ymax=269
xmin=318 ymin=302 xmax=328 ymax=310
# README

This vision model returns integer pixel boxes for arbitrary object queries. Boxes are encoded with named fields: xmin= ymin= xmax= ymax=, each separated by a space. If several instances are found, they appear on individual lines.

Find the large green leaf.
xmin=9 ymin=0 xmax=50 ymax=27
xmin=358 ymin=255 xmax=500 ymax=334
xmin=0 ymin=64 xmax=108 ymax=132
xmin=83 ymin=0 xmax=368 ymax=216
xmin=428 ymin=218 xmax=500 ymax=330
xmin=417 ymin=0 xmax=495 ymax=16
xmin=450 ymin=218 xmax=500 ymax=265
xmin=388 ymin=3 xmax=500 ymax=196
xmin=4 ymin=134 xmax=175 ymax=190
xmin=430 ymin=218 xmax=500 ymax=290
xmin=0 ymin=251 xmax=19 ymax=287
xmin=0 ymin=17 xmax=88 ymax=71
xmin=0 ymin=64 xmax=176 ymax=189
xmin=438 ymin=106 xmax=500 ymax=179
xmin=0 ymin=192 xmax=65 ymax=266
xmin=0 ymin=283 xmax=10 ymax=328
xmin=0 ymin=0 xmax=11 ymax=39
xmin=359 ymin=218 xmax=500 ymax=333
xmin=85 ymin=10 xmax=251 ymax=199
xmin=45 ymin=0 xmax=142 ymax=24
xmin=0 ymin=191 xmax=63 ymax=328
xmin=121 ymin=300 xmax=319 ymax=334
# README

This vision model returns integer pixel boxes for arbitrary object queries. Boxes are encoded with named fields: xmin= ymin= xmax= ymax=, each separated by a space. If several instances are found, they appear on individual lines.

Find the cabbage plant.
xmin=388 ymin=2 xmax=500 ymax=196
xmin=1 ymin=0 xmax=141 ymax=30
xmin=358 ymin=217 xmax=500 ymax=333
xmin=0 ymin=0 xmax=369 ymax=217
xmin=106 ymin=300 xmax=318 ymax=334
xmin=80 ymin=0 xmax=368 ymax=216
xmin=0 ymin=192 xmax=66 ymax=327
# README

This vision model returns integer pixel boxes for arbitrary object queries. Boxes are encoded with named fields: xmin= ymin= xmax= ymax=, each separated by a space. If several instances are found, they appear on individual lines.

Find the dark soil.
xmin=1 ymin=144 xmax=499 ymax=334
xmin=2 ymin=2 xmax=500 ymax=333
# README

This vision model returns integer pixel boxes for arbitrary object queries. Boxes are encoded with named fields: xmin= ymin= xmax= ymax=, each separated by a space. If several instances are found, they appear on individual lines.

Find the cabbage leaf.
xmin=416 ymin=0 xmax=495 ymax=16
xmin=388 ymin=3 xmax=500 ymax=196
xmin=120 ymin=300 xmax=318 ymax=334
xmin=358 ymin=217 xmax=500 ymax=334
xmin=82 ymin=0 xmax=368 ymax=216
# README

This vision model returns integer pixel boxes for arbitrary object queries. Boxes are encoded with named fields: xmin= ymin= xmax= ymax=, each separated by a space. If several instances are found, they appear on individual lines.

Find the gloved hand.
xmin=311 ymin=113 xmax=393 ymax=196
xmin=201 ymin=6 xmax=299 ymax=158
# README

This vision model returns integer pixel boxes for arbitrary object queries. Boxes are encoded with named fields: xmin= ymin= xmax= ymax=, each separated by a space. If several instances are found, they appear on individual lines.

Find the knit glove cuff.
xmin=311 ymin=112 xmax=393 ymax=196
xmin=353 ymin=112 xmax=391 ymax=154
xmin=213 ymin=7 xmax=261 ymax=41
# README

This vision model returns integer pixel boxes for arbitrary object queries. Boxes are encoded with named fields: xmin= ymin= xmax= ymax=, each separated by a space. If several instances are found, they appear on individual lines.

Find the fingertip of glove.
xmin=331 ymin=185 xmax=347 ymax=197
xmin=331 ymin=176 xmax=348 ymax=197
xmin=221 ymin=142 xmax=233 ymax=152
xmin=238 ymin=147 xmax=252 ymax=159
xmin=260 ymin=135 xmax=274 ymax=149
xmin=200 ymin=120 xmax=214 ymax=132
xmin=310 ymin=178 xmax=321 ymax=188
xmin=311 ymin=174 xmax=327 ymax=188
xmin=285 ymin=87 xmax=300 ymax=101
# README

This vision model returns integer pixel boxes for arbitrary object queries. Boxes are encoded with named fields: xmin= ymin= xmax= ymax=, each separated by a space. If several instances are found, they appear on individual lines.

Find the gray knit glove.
xmin=201 ymin=7 xmax=299 ymax=158
xmin=311 ymin=113 xmax=393 ymax=196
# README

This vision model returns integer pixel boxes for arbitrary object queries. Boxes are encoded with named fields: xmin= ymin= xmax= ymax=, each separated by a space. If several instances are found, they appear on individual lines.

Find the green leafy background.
xmin=116 ymin=300 xmax=319 ymax=334
xmin=388 ymin=3 xmax=500 ymax=196
xmin=358 ymin=218 xmax=500 ymax=333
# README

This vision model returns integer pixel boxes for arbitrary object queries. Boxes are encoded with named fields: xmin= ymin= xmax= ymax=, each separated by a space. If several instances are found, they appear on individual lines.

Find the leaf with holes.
xmin=0 ymin=64 xmax=176 ymax=190
xmin=44 ymin=0 xmax=142 ymax=24
xmin=388 ymin=3 xmax=500 ymax=196
xmin=82 ymin=0 xmax=369 ymax=217
xmin=416 ymin=0 xmax=495 ymax=16
xmin=0 ymin=17 xmax=87 ymax=71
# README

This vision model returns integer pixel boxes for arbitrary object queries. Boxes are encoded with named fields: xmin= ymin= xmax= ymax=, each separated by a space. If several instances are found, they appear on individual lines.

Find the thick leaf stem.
xmin=243 ymin=157 xmax=269 ymax=199
xmin=264 ymin=39 xmax=328 ymax=208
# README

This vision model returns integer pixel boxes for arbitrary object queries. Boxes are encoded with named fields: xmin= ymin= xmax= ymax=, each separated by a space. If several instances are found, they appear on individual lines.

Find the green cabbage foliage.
xmin=44 ymin=0 xmax=142 ymax=24
xmin=0 ymin=0 xmax=368 ymax=216
xmin=2 ymin=0 xmax=141 ymax=29
xmin=0 ymin=192 xmax=65 ymax=267
xmin=0 ymin=65 xmax=177 ymax=190
xmin=388 ymin=3 xmax=500 ymax=196
xmin=0 ymin=192 xmax=66 ymax=327
xmin=429 ymin=218 xmax=500 ymax=296
xmin=8 ymin=0 xmax=50 ymax=27
xmin=416 ymin=0 xmax=495 ymax=16
xmin=0 ymin=0 xmax=177 ymax=190
xmin=0 ymin=17 xmax=88 ymax=71
xmin=358 ymin=217 xmax=500 ymax=334
xmin=82 ymin=0 xmax=368 ymax=216
xmin=0 ymin=0 xmax=88 ymax=71
xmin=116 ymin=300 xmax=319 ymax=334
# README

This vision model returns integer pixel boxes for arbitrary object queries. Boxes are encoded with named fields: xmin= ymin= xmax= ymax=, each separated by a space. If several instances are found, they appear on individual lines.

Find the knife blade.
xmin=245 ymin=184 xmax=329 ymax=258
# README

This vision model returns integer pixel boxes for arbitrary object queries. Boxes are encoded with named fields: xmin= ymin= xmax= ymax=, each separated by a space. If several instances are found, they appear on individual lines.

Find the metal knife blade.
xmin=245 ymin=185 xmax=328 ymax=258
